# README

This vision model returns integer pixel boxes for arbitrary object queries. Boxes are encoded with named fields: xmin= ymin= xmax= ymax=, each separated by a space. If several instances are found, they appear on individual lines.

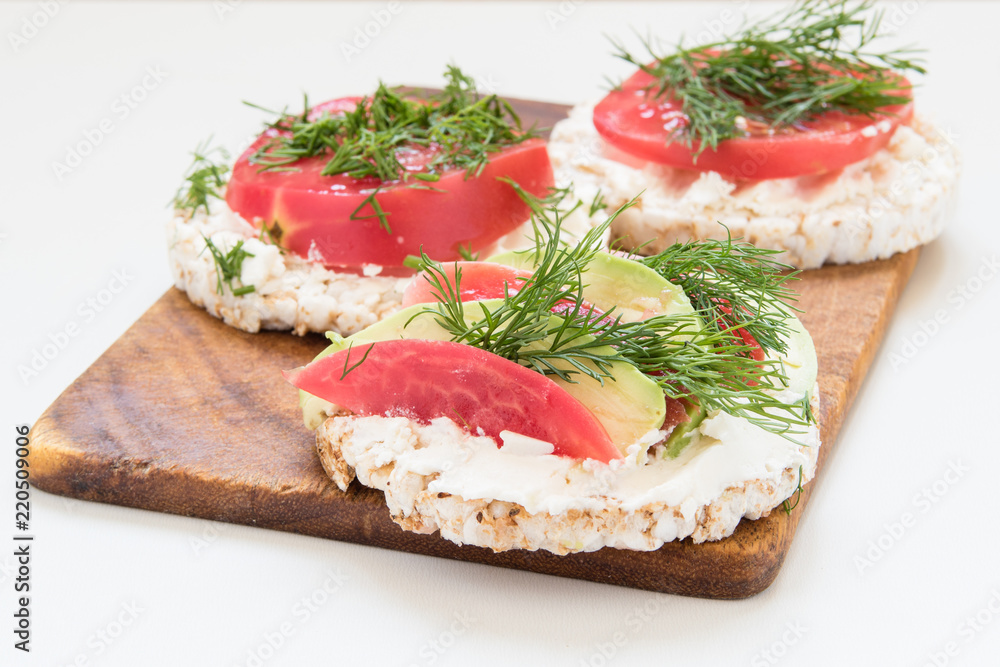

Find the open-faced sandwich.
xmin=285 ymin=190 xmax=820 ymax=553
xmin=167 ymin=66 xmax=593 ymax=335
xmin=549 ymin=0 xmax=959 ymax=268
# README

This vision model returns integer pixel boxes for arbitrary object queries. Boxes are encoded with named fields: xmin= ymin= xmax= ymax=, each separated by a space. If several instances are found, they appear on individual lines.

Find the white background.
xmin=3 ymin=2 xmax=999 ymax=666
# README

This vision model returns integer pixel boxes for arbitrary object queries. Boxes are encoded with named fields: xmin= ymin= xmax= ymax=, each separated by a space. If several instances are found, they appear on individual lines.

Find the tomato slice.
xmin=716 ymin=303 xmax=766 ymax=363
xmin=284 ymin=339 xmax=622 ymax=463
xmin=593 ymin=69 xmax=914 ymax=180
xmin=225 ymin=97 xmax=554 ymax=274
xmin=401 ymin=262 xmax=534 ymax=308
xmin=402 ymin=261 xmax=610 ymax=324
xmin=402 ymin=260 xmax=698 ymax=440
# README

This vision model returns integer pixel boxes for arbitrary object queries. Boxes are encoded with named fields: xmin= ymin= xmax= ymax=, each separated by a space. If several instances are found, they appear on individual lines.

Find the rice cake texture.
xmin=549 ymin=101 xmax=960 ymax=268
xmin=313 ymin=391 xmax=820 ymax=554
xmin=166 ymin=202 xmax=594 ymax=336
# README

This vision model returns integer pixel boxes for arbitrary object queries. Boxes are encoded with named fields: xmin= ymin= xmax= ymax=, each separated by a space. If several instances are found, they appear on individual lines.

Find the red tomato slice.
xmin=403 ymin=261 xmax=692 ymax=440
xmin=593 ymin=68 xmax=914 ymax=180
xmin=716 ymin=303 xmax=766 ymax=363
xmin=226 ymin=97 xmax=554 ymax=274
xmin=284 ymin=339 xmax=621 ymax=462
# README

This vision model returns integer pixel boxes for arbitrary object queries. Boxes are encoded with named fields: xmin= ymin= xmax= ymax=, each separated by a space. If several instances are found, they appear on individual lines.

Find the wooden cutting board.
xmin=27 ymin=96 xmax=920 ymax=599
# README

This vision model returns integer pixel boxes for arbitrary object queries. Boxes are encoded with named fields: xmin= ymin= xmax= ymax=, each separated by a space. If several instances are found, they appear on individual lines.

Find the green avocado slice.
xmin=487 ymin=249 xmax=694 ymax=321
xmin=299 ymin=300 xmax=667 ymax=454
xmin=664 ymin=402 xmax=708 ymax=459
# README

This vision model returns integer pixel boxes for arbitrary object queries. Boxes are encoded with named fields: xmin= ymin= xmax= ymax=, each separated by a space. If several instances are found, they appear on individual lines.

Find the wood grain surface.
xmin=26 ymin=97 xmax=921 ymax=599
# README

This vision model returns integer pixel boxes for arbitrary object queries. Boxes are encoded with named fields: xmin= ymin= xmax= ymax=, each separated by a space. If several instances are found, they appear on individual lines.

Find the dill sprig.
xmin=258 ymin=221 xmax=287 ymax=254
xmin=636 ymin=233 xmax=800 ymax=355
xmin=350 ymin=188 xmax=392 ymax=233
xmin=202 ymin=236 xmax=255 ymax=296
xmin=588 ymin=189 xmax=607 ymax=217
xmin=413 ymin=190 xmax=812 ymax=437
xmin=781 ymin=465 xmax=806 ymax=514
xmin=243 ymin=66 xmax=534 ymax=232
xmin=611 ymin=0 xmax=925 ymax=156
xmin=457 ymin=243 xmax=479 ymax=261
xmin=246 ymin=65 xmax=536 ymax=183
xmin=173 ymin=141 xmax=230 ymax=216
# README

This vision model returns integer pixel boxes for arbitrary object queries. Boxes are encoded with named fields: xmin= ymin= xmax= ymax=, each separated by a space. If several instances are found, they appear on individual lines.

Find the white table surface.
xmin=4 ymin=2 xmax=999 ymax=665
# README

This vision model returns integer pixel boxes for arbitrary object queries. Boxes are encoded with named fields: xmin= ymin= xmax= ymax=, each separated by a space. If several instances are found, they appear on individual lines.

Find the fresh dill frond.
xmin=457 ymin=244 xmax=480 ymax=261
xmin=496 ymin=179 xmax=592 ymax=255
xmin=781 ymin=465 xmax=806 ymax=514
xmin=449 ymin=407 xmax=472 ymax=431
xmin=258 ymin=221 xmax=286 ymax=254
xmin=610 ymin=0 xmax=926 ymax=155
xmin=402 ymin=254 xmax=431 ymax=272
xmin=350 ymin=188 xmax=391 ymax=233
xmin=637 ymin=231 xmax=800 ymax=355
xmin=243 ymin=66 xmax=537 ymax=231
xmin=588 ymin=190 xmax=608 ymax=217
xmin=413 ymin=190 xmax=811 ymax=437
xmin=173 ymin=141 xmax=230 ymax=216
xmin=201 ymin=235 xmax=255 ymax=296
xmin=339 ymin=342 xmax=374 ymax=380
xmin=799 ymin=392 xmax=816 ymax=425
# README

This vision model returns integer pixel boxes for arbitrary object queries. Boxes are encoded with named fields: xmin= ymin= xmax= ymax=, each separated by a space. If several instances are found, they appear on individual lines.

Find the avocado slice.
xmin=663 ymin=401 xmax=707 ymax=459
xmin=660 ymin=312 xmax=818 ymax=458
xmin=487 ymin=249 xmax=694 ymax=321
xmin=780 ymin=314 xmax=818 ymax=397
xmin=299 ymin=300 xmax=667 ymax=454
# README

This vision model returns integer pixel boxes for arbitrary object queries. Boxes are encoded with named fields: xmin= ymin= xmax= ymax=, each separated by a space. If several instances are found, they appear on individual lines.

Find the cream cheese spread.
xmin=313 ymin=318 xmax=821 ymax=553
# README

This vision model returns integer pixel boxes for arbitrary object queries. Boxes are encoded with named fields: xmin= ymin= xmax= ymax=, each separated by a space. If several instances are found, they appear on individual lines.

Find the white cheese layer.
xmin=166 ymin=200 xmax=597 ymax=336
xmin=549 ymin=100 xmax=961 ymax=268
xmin=315 ymin=320 xmax=821 ymax=553
xmin=363 ymin=409 xmax=817 ymax=517
xmin=319 ymin=392 xmax=819 ymax=553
